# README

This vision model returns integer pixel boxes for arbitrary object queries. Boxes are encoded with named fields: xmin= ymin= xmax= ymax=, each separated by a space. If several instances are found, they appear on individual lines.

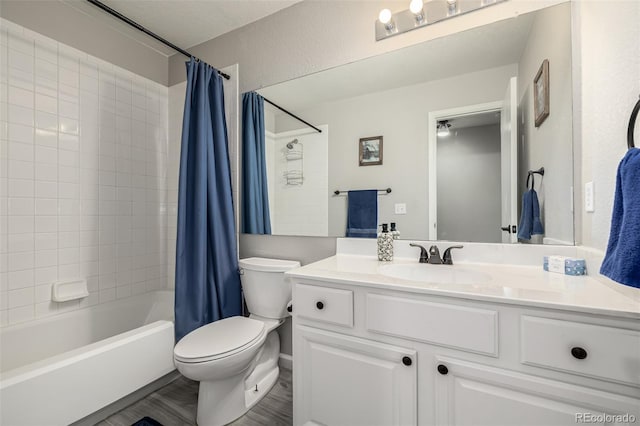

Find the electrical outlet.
xmin=585 ymin=182 xmax=595 ymax=212
xmin=394 ymin=203 xmax=407 ymax=215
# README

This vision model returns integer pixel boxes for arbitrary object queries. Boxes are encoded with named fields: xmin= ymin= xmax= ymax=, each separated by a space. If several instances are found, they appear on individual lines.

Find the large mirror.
xmin=244 ymin=3 xmax=574 ymax=245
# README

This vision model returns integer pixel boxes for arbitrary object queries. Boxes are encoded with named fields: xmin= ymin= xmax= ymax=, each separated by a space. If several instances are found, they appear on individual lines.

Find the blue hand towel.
xmin=346 ymin=190 xmax=378 ymax=238
xmin=517 ymin=189 xmax=544 ymax=240
xmin=600 ymin=149 xmax=640 ymax=288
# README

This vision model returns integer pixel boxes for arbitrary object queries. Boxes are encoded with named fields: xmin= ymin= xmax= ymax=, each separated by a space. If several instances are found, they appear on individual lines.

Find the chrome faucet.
xmin=409 ymin=244 xmax=464 ymax=265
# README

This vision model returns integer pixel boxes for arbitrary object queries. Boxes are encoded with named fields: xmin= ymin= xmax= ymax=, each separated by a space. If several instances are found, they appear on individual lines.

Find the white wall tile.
xmin=35 ymin=249 xmax=57 ymax=268
xmin=8 ymin=215 xmax=34 ymax=234
xmin=35 ymin=111 xmax=57 ymax=131
xmin=34 ymin=265 xmax=57 ymax=285
xmin=8 ymin=104 xmax=34 ymax=126
xmin=35 ymin=180 xmax=57 ymax=198
xmin=35 ymin=301 xmax=57 ymax=318
xmin=34 ymin=283 xmax=52 ymax=303
xmin=8 ymin=197 xmax=33 ymax=215
xmin=8 ymin=86 xmax=34 ymax=109
xmin=8 ymin=305 xmax=34 ymax=324
xmin=35 ymin=93 xmax=57 ymax=114
xmin=8 ymin=233 xmax=33 ymax=252
xmin=8 ymin=251 xmax=34 ymax=271
xmin=8 ymin=159 xmax=33 ymax=180
xmin=35 ymin=233 xmax=57 ymax=251
xmin=7 ymin=269 xmax=34 ymax=290
xmin=35 ymin=216 xmax=57 ymax=233
xmin=7 ymin=141 xmax=34 ymax=161
xmin=8 ymin=287 xmax=34 ymax=308
xmin=2 ymin=19 xmax=168 ymax=328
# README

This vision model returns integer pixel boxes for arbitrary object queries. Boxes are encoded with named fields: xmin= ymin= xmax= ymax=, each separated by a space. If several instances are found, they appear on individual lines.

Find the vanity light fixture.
xmin=376 ymin=0 xmax=507 ymax=41
xmin=446 ymin=0 xmax=458 ymax=16
xmin=437 ymin=121 xmax=451 ymax=137
xmin=409 ymin=0 xmax=425 ymax=24
xmin=378 ymin=8 xmax=396 ymax=34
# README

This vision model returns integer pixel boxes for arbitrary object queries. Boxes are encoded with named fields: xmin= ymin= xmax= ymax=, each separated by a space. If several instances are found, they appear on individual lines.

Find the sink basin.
xmin=378 ymin=264 xmax=491 ymax=285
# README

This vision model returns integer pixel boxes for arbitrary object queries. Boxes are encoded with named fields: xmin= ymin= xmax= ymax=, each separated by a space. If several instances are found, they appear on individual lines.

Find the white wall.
xmin=437 ymin=124 xmax=502 ymax=243
xmin=517 ymin=2 xmax=573 ymax=245
xmin=0 ymin=19 xmax=168 ymax=327
xmin=275 ymin=65 xmax=516 ymax=239
xmin=573 ymin=0 xmax=640 ymax=252
xmin=168 ymin=0 xmax=564 ymax=89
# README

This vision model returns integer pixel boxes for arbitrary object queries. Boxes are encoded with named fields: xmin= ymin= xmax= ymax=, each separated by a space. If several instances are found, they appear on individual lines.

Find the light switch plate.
xmin=394 ymin=203 xmax=407 ymax=215
xmin=585 ymin=181 xmax=595 ymax=212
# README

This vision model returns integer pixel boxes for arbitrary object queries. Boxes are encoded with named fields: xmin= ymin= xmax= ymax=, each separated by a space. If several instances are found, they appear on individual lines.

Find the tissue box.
xmin=543 ymin=256 xmax=587 ymax=276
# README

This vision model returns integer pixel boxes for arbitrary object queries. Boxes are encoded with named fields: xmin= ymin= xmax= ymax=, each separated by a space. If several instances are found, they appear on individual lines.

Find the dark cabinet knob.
xmin=286 ymin=305 xmax=292 ymax=313
xmin=571 ymin=347 xmax=588 ymax=360
xmin=316 ymin=301 xmax=324 ymax=310
xmin=437 ymin=364 xmax=448 ymax=375
xmin=402 ymin=356 xmax=412 ymax=366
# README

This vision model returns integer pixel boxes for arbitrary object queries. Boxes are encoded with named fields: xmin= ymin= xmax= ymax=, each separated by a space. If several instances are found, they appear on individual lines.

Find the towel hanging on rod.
xmin=628 ymin=96 xmax=640 ymax=149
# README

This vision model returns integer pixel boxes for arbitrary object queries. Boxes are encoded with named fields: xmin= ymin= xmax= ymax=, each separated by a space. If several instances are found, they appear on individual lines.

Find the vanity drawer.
xmin=521 ymin=316 xmax=640 ymax=386
xmin=366 ymin=294 xmax=498 ymax=356
xmin=294 ymin=284 xmax=353 ymax=327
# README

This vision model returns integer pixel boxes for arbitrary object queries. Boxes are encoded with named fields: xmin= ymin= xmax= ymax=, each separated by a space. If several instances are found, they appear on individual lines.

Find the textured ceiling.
xmin=66 ymin=0 xmax=302 ymax=55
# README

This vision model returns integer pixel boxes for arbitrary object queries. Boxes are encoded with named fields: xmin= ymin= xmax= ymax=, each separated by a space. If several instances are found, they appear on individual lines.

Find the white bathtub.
xmin=0 ymin=291 xmax=176 ymax=426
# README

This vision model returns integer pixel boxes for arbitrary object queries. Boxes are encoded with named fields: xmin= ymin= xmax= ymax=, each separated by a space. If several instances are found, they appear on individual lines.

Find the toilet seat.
xmin=174 ymin=316 xmax=266 ymax=364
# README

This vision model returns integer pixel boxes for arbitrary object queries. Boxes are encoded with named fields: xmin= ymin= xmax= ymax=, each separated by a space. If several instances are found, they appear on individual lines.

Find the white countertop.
xmin=286 ymin=255 xmax=640 ymax=319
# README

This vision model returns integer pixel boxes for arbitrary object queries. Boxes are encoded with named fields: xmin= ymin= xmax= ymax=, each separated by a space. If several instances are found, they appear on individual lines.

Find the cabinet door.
xmin=434 ymin=357 xmax=640 ymax=426
xmin=294 ymin=325 xmax=417 ymax=426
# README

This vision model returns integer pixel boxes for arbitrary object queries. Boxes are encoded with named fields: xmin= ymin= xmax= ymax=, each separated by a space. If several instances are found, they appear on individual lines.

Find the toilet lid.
xmin=174 ymin=316 xmax=265 ymax=363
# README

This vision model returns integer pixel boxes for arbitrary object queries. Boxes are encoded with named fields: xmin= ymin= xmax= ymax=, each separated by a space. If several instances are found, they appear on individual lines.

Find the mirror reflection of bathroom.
xmin=247 ymin=3 xmax=575 ymax=245
xmin=264 ymin=103 xmax=329 ymax=236
xmin=434 ymin=110 xmax=503 ymax=243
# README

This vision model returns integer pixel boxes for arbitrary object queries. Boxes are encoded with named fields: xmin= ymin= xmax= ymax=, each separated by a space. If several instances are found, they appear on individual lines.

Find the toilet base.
xmin=196 ymin=331 xmax=281 ymax=426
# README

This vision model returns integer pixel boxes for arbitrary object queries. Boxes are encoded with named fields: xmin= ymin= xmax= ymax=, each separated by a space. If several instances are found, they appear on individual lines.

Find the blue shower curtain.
xmin=174 ymin=59 xmax=242 ymax=342
xmin=242 ymin=92 xmax=272 ymax=234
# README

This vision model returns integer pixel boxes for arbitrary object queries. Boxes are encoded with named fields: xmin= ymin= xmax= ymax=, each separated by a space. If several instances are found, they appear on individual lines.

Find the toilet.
xmin=173 ymin=257 xmax=300 ymax=426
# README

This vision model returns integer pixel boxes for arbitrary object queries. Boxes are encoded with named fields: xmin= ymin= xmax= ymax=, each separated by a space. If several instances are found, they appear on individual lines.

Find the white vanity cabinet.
xmin=291 ymin=278 xmax=640 ymax=426
xmin=433 ymin=357 xmax=639 ymax=426
xmin=295 ymin=325 xmax=417 ymax=426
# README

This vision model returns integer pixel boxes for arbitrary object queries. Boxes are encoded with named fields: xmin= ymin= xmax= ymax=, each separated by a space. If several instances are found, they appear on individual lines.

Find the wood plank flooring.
xmin=98 ymin=368 xmax=292 ymax=426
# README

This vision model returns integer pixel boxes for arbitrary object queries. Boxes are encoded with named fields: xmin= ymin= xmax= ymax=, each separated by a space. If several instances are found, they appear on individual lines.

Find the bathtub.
xmin=0 ymin=291 xmax=176 ymax=426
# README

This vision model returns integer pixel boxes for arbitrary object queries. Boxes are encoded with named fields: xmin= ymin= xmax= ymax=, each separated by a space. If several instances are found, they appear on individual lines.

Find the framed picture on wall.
xmin=534 ymin=59 xmax=550 ymax=127
xmin=359 ymin=136 xmax=383 ymax=166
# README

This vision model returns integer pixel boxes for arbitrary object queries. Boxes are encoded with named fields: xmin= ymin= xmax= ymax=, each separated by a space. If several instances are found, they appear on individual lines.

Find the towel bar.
xmin=334 ymin=188 xmax=392 ymax=195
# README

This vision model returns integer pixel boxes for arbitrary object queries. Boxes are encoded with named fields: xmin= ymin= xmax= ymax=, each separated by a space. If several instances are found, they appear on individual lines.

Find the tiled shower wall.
xmin=0 ymin=19 xmax=169 ymax=327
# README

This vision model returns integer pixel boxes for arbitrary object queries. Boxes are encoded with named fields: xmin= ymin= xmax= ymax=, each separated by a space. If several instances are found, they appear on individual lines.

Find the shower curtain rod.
xmin=85 ymin=0 xmax=230 ymax=80
xmin=262 ymin=97 xmax=322 ymax=133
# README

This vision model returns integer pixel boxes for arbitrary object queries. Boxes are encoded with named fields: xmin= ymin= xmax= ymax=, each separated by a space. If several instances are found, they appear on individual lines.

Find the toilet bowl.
xmin=173 ymin=257 xmax=300 ymax=426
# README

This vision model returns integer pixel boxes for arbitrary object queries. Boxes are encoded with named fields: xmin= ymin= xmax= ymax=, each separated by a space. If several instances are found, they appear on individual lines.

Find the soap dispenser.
xmin=390 ymin=222 xmax=400 ymax=240
xmin=377 ymin=223 xmax=394 ymax=261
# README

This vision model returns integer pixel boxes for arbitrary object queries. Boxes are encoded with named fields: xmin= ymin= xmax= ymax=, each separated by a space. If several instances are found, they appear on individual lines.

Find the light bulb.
xmin=378 ymin=9 xmax=392 ymax=24
xmin=437 ymin=122 xmax=451 ymax=137
xmin=409 ymin=0 xmax=423 ymax=14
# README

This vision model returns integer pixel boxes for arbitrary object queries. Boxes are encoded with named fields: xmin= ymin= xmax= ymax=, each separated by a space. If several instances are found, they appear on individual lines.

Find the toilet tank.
xmin=239 ymin=257 xmax=301 ymax=319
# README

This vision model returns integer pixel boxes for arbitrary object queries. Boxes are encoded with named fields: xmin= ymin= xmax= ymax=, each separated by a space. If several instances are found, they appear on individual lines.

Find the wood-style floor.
xmin=98 ymin=368 xmax=292 ymax=426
